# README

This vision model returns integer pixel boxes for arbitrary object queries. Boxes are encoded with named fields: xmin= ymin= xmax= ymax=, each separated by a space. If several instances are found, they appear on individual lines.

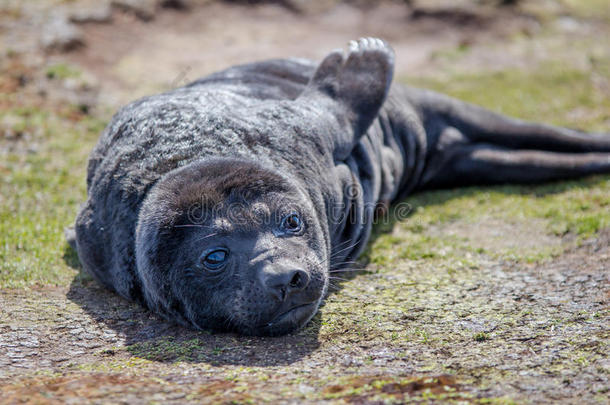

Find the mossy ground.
xmin=0 ymin=1 xmax=609 ymax=403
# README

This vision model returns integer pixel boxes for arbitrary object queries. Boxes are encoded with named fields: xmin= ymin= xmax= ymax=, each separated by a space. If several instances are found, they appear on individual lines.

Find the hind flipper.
xmin=410 ymin=88 xmax=610 ymax=153
xmin=422 ymin=142 xmax=610 ymax=189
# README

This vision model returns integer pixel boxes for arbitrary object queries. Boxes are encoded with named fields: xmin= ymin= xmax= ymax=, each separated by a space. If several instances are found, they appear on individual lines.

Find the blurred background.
xmin=1 ymin=0 xmax=608 ymax=112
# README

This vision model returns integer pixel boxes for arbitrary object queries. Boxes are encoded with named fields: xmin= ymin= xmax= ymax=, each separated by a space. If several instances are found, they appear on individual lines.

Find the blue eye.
xmin=200 ymin=248 xmax=229 ymax=271
xmin=281 ymin=213 xmax=303 ymax=233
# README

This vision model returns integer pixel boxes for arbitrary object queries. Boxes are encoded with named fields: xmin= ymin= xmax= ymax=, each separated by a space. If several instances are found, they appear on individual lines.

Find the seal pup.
xmin=71 ymin=38 xmax=610 ymax=336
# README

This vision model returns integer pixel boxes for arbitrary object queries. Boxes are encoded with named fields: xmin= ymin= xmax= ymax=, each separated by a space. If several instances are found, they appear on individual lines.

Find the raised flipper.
xmin=299 ymin=37 xmax=395 ymax=161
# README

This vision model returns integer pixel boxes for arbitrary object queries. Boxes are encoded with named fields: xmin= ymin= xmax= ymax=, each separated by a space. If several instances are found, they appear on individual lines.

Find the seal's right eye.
xmin=280 ymin=213 xmax=303 ymax=234
xmin=200 ymin=248 xmax=229 ymax=272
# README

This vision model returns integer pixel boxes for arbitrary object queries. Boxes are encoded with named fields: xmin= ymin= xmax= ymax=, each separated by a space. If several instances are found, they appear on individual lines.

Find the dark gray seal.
xmin=71 ymin=38 xmax=610 ymax=336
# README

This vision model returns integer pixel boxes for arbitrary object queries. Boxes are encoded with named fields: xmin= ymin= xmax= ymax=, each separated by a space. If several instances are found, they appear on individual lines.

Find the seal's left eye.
xmin=281 ymin=213 xmax=303 ymax=233
xmin=200 ymin=248 xmax=229 ymax=271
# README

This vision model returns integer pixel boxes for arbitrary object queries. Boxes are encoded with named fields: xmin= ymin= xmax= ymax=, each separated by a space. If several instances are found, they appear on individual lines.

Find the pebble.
xmin=40 ymin=13 xmax=84 ymax=52
xmin=111 ymin=0 xmax=157 ymax=21
xmin=69 ymin=4 xmax=113 ymax=24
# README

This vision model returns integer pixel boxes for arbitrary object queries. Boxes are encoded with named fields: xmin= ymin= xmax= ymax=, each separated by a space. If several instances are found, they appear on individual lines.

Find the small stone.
xmin=282 ymin=0 xmax=340 ymax=14
xmin=69 ymin=327 xmax=85 ymax=335
xmin=69 ymin=4 xmax=113 ymax=24
xmin=1 ymin=114 xmax=23 ymax=140
xmin=40 ymin=14 xmax=84 ymax=52
xmin=111 ymin=0 xmax=157 ymax=21
xmin=20 ymin=339 xmax=39 ymax=348
xmin=555 ymin=17 xmax=581 ymax=33
xmin=298 ymin=384 xmax=314 ymax=394
xmin=160 ymin=0 xmax=191 ymax=10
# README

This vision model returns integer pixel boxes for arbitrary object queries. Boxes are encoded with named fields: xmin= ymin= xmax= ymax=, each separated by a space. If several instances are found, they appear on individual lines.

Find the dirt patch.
xmin=57 ymin=1 xmax=538 ymax=105
xmin=0 ymin=374 xmax=153 ymax=405
xmin=428 ymin=216 xmax=563 ymax=258
xmin=1 ymin=230 xmax=608 ymax=403
xmin=0 ymin=372 xmax=467 ymax=404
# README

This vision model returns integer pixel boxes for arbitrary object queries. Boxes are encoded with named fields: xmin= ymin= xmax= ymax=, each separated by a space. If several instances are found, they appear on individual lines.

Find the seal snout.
xmin=263 ymin=268 xmax=310 ymax=302
xmin=249 ymin=261 xmax=322 ymax=335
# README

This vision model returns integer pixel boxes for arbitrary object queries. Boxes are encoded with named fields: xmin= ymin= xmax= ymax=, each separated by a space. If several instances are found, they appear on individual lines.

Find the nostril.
xmin=289 ymin=272 xmax=301 ymax=288
xmin=289 ymin=269 xmax=309 ymax=290
xmin=263 ymin=269 xmax=310 ymax=301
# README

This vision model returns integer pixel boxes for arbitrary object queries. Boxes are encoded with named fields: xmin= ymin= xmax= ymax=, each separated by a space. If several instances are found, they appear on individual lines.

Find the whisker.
xmin=224 ymin=313 xmax=236 ymax=329
xmin=316 ymin=239 xmax=362 ymax=269
xmin=173 ymin=224 xmax=213 ymax=229
xmin=331 ymin=260 xmax=359 ymax=267
xmin=327 ymin=240 xmax=355 ymax=258
xmin=327 ymin=282 xmax=340 ymax=290
xmin=330 ymin=262 xmax=362 ymax=273
xmin=191 ymin=232 xmax=219 ymax=243
xmin=331 ymin=238 xmax=354 ymax=251
xmin=330 ymin=241 xmax=360 ymax=259
xmin=329 ymin=276 xmax=349 ymax=282
xmin=315 ymin=239 xmax=354 ymax=267
xmin=330 ymin=240 xmax=360 ymax=258
xmin=329 ymin=268 xmax=364 ymax=273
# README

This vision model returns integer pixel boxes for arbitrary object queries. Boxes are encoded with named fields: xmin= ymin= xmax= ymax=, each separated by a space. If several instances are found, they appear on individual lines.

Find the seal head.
xmin=135 ymin=158 xmax=329 ymax=336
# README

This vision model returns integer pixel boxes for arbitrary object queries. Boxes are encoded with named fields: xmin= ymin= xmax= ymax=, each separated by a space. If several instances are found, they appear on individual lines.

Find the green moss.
xmin=127 ymin=336 xmax=221 ymax=362
xmin=561 ymin=0 xmax=610 ymax=20
xmin=77 ymin=357 xmax=153 ymax=372
xmin=0 ymin=106 xmax=102 ymax=288
xmin=406 ymin=60 xmax=610 ymax=132
xmin=45 ymin=63 xmax=82 ymax=80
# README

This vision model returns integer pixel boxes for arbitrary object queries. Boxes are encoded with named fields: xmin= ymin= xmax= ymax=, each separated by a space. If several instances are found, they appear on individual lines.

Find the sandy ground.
xmin=65 ymin=1 xmax=539 ymax=106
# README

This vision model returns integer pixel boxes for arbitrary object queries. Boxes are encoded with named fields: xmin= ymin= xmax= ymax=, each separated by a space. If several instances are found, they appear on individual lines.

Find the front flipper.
xmin=300 ymin=38 xmax=395 ymax=161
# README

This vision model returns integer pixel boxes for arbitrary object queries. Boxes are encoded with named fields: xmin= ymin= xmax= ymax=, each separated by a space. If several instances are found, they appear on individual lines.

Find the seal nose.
xmin=264 ymin=269 xmax=310 ymax=302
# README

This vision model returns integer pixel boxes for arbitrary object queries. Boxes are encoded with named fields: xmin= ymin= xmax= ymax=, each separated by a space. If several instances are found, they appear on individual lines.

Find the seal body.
xmin=73 ymin=38 xmax=610 ymax=335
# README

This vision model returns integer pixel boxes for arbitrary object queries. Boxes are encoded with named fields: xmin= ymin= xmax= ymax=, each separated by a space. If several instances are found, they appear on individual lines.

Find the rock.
xmin=111 ymin=0 xmax=157 ymax=21
xmin=69 ymin=4 xmax=113 ymax=24
xmin=281 ymin=0 xmax=340 ymax=14
xmin=40 ymin=14 xmax=84 ymax=52
xmin=159 ymin=0 xmax=191 ymax=10
xmin=1 ymin=115 xmax=23 ymax=140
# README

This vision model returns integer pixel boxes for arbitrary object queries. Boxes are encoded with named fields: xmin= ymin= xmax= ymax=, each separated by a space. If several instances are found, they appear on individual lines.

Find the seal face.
xmin=135 ymin=159 xmax=329 ymax=336
xmin=72 ymin=37 xmax=610 ymax=336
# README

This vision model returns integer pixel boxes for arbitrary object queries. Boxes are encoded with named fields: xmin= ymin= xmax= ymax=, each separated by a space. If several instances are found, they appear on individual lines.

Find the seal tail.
xmin=409 ymin=89 xmax=610 ymax=189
